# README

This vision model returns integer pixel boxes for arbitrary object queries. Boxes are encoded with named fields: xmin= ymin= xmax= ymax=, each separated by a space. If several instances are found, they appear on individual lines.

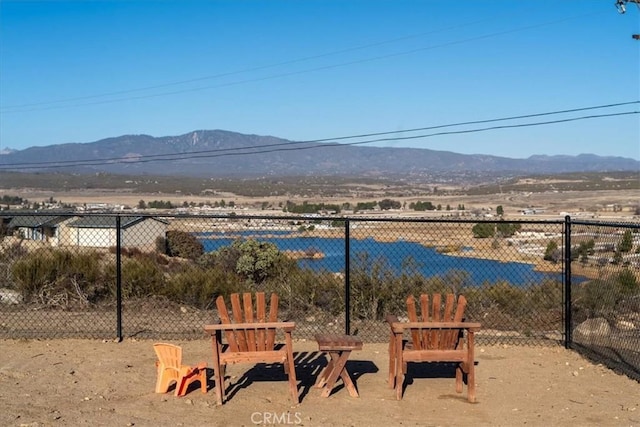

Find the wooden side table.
xmin=314 ymin=334 xmax=363 ymax=397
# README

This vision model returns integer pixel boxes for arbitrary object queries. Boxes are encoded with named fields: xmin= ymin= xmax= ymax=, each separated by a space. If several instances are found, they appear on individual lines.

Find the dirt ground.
xmin=1 ymin=339 xmax=639 ymax=427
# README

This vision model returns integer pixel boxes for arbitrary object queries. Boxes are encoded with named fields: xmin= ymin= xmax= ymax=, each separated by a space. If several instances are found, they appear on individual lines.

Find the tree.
xmin=137 ymin=200 xmax=146 ymax=209
xmin=471 ymin=223 xmax=495 ymax=238
xmin=165 ymin=230 xmax=204 ymax=260
xmin=378 ymin=199 xmax=401 ymax=210
xmin=412 ymin=201 xmax=435 ymax=211
xmin=574 ymin=239 xmax=595 ymax=263
xmin=618 ymin=229 xmax=633 ymax=253
xmin=496 ymin=221 xmax=521 ymax=237
xmin=617 ymin=268 xmax=639 ymax=294
xmin=213 ymin=239 xmax=285 ymax=285
xmin=471 ymin=221 xmax=518 ymax=239
xmin=544 ymin=241 xmax=560 ymax=263
xmin=612 ymin=250 xmax=623 ymax=265
xmin=496 ymin=205 xmax=504 ymax=216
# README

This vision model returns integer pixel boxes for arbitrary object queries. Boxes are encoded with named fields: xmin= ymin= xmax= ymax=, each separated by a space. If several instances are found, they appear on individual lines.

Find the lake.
xmin=198 ymin=231 xmax=568 ymax=287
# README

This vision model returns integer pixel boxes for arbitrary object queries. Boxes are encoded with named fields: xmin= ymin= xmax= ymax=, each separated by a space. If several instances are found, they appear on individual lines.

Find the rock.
xmin=616 ymin=320 xmax=635 ymax=331
xmin=0 ymin=288 xmax=22 ymax=304
xmin=574 ymin=318 xmax=611 ymax=337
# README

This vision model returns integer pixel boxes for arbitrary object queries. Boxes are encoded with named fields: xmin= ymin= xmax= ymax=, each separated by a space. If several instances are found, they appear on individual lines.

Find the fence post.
xmin=116 ymin=215 xmax=123 ymax=342
xmin=563 ymin=215 xmax=572 ymax=349
xmin=344 ymin=219 xmax=350 ymax=335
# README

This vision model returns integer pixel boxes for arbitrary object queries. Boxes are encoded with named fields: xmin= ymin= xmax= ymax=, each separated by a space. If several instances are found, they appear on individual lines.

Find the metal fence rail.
xmin=0 ymin=212 xmax=638 ymax=380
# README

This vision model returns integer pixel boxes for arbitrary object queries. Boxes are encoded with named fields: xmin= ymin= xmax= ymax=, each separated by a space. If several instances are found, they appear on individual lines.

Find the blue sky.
xmin=1 ymin=0 xmax=639 ymax=160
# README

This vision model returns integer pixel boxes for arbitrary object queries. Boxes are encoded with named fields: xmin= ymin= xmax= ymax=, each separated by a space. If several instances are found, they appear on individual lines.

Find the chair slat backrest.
xmin=154 ymin=343 xmax=182 ymax=371
xmin=407 ymin=293 xmax=467 ymax=350
xmin=215 ymin=292 xmax=280 ymax=352
xmin=419 ymin=294 xmax=429 ymax=347
xmin=243 ymin=293 xmax=256 ymax=351
xmin=230 ymin=293 xmax=249 ymax=351
xmin=256 ymin=292 xmax=267 ymax=351
xmin=216 ymin=296 xmax=239 ymax=352
xmin=266 ymin=293 xmax=279 ymax=349
xmin=431 ymin=294 xmax=442 ymax=347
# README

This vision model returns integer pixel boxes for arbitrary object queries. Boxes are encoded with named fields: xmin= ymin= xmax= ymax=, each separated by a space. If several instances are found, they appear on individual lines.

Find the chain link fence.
xmin=0 ymin=212 xmax=638 ymax=379
xmin=568 ymin=220 xmax=640 ymax=381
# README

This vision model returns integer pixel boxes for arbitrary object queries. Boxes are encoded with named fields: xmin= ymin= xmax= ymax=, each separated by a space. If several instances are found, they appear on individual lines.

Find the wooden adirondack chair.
xmin=203 ymin=292 xmax=298 ymax=405
xmin=385 ymin=293 xmax=481 ymax=402
xmin=153 ymin=343 xmax=207 ymax=397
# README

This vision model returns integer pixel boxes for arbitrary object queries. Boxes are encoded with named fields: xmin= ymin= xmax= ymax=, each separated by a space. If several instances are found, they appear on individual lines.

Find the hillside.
xmin=1 ymin=130 xmax=638 ymax=179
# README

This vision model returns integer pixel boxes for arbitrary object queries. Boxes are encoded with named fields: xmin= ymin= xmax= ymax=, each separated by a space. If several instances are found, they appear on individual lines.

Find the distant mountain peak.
xmin=1 ymin=130 xmax=638 ymax=179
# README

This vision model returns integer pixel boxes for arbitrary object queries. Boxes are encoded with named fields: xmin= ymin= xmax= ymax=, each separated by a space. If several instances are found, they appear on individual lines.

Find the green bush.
xmin=262 ymin=261 xmax=344 ymax=317
xmin=11 ymin=248 xmax=108 ymax=305
xmin=115 ymin=255 xmax=165 ymax=299
xmin=618 ymin=230 xmax=633 ymax=253
xmin=482 ymin=281 xmax=527 ymax=316
xmin=348 ymin=252 xmax=397 ymax=320
xmin=163 ymin=265 xmax=243 ymax=309
xmin=207 ymin=239 xmax=288 ymax=286
xmin=165 ymin=230 xmax=204 ymax=260
xmin=496 ymin=222 xmax=521 ymax=237
xmin=472 ymin=223 xmax=495 ymax=238
xmin=544 ymin=241 xmax=560 ymax=262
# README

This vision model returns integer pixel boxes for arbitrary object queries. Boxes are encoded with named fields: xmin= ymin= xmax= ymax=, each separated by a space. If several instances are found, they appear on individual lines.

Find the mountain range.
xmin=1 ymin=130 xmax=638 ymax=181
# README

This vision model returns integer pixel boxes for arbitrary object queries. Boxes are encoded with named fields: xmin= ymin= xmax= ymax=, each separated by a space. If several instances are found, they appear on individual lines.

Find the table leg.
xmin=321 ymin=351 xmax=352 ymax=398
xmin=338 ymin=359 xmax=359 ymax=398
xmin=315 ymin=356 xmax=335 ymax=389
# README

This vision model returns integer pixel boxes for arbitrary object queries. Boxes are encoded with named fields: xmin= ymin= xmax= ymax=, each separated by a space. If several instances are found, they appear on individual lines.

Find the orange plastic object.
xmin=153 ymin=343 xmax=207 ymax=397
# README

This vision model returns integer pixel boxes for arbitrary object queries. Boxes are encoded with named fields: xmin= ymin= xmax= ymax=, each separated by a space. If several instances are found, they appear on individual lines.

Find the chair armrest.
xmin=385 ymin=315 xmax=400 ymax=325
xmin=204 ymin=321 xmax=296 ymax=334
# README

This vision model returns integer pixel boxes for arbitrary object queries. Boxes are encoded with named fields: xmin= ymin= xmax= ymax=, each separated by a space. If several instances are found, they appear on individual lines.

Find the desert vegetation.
xmin=2 ymin=229 xmax=638 ymax=339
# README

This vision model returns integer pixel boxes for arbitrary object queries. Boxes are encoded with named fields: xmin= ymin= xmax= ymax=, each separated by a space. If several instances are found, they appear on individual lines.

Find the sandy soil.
xmin=1 ymin=339 xmax=638 ymax=427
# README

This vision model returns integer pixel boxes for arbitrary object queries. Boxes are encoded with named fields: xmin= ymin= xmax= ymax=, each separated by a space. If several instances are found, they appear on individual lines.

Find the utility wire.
xmin=1 ymin=110 xmax=636 ymax=171
xmin=3 ymin=101 xmax=637 ymax=168
xmin=0 ymin=18 xmax=496 ymax=110
xmin=0 ymin=11 xmax=603 ymax=114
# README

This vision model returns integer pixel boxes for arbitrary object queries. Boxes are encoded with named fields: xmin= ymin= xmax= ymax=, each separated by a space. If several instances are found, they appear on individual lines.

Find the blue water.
xmin=198 ymin=232 xmax=567 ymax=287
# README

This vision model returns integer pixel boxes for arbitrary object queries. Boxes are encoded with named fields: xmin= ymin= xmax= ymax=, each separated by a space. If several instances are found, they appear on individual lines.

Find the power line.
xmin=0 ymin=18 xmax=497 ymax=111
xmin=0 ymin=11 xmax=603 ymax=114
xmin=3 ymin=101 xmax=636 ymax=168
xmin=1 ymin=110 xmax=636 ymax=171
xmin=294 ymin=101 xmax=640 ymax=145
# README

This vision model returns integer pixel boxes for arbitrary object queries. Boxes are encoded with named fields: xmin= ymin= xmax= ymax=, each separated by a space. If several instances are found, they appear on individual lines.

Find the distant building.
xmin=65 ymin=216 xmax=168 ymax=250
xmin=7 ymin=214 xmax=75 ymax=245
xmin=521 ymin=208 xmax=546 ymax=215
